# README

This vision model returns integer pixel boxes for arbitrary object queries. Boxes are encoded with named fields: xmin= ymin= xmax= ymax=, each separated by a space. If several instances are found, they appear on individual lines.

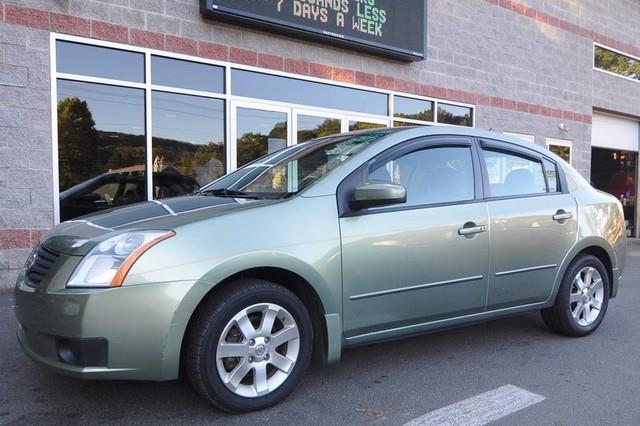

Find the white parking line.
xmin=404 ymin=385 xmax=545 ymax=426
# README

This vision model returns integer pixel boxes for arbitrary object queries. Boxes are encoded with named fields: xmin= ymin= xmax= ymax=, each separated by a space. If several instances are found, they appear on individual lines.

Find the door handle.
xmin=552 ymin=210 xmax=573 ymax=222
xmin=458 ymin=224 xmax=487 ymax=236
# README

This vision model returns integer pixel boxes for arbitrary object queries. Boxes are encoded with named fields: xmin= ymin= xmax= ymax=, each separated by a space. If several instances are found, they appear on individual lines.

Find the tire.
xmin=541 ymin=254 xmax=610 ymax=337
xmin=183 ymin=279 xmax=313 ymax=413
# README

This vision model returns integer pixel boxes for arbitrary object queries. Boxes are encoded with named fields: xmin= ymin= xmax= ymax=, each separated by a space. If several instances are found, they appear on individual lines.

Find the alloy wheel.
xmin=216 ymin=303 xmax=300 ymax=398
xmin=570 ymin=266 xmax=605 ymax=326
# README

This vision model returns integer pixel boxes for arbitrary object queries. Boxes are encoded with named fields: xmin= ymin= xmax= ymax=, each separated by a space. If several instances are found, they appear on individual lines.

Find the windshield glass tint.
xmin=205 ymin=130 xmax=394 ymax=197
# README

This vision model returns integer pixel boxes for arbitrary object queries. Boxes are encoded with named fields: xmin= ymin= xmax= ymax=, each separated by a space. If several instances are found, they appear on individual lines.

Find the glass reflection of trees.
xmin=58 ymin=81 xmax=228 ymax=218
xmin=151 ymin=92 xmax=225 ymax=194
xmin=297 ymin=116 xmax=341 ymax=143
xmin=594 ymin=46 xmax=640 ymax=81
xmin=437 ymin=104 xmax=472 ymax=126
xmin=57 ymin=94 xmax=145 ymax=193
xmin=349 ymin=121 xmax=386 ymax=131
xmin=237 ymin=123 xmax=287 ymax=167
xmin=236 ymin=108 xmax=288 ymax=167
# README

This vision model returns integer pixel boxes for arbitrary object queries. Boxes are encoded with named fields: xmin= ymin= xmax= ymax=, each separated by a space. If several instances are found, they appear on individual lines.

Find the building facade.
xmin=1 ymin=0 xmax=639 ymax=288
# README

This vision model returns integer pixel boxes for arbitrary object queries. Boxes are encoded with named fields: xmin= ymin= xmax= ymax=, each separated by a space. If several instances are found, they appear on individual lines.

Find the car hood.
xmin=42 ymin=195 xmax=274 ymax=255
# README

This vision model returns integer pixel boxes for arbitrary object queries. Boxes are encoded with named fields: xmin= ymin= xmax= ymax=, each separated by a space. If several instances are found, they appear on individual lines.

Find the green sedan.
xmin=14 ymin=127 xmax=627 ymax=412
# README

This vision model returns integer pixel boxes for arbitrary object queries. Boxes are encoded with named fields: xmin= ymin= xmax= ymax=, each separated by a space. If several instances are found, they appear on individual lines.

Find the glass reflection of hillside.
xmin=58 ymin=96 xmax=224 ymax=192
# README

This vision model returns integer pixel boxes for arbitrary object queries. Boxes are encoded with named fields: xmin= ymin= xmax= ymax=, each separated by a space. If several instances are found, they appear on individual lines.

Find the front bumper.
xmin=14 ymin=271 xmax=198 ymax=381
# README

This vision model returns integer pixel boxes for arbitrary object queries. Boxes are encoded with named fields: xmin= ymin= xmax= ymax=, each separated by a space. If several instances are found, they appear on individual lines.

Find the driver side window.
xmin=369 ymin=146 xmax=475 ymax=207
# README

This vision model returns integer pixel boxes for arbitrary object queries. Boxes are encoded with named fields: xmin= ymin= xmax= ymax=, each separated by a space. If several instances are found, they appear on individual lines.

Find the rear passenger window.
xmin=543 ymin=158 xmax=559 ymax=192
xmin=482 ymin=149 xmax=546 ymax=197
xmin=369 ymin=146 xmax=475 ymax=207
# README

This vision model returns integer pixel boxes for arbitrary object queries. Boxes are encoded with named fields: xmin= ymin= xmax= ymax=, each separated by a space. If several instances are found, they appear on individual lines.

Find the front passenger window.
xmin=369 ymin=146 xmax=475 ymax=207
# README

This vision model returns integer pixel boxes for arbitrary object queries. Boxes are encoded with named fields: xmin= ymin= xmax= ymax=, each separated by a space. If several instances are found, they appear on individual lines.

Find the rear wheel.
xmin=541 ymin=254 xmax=610 ymax=337
xmin=184 ymin=279 xmax=313 ymax=412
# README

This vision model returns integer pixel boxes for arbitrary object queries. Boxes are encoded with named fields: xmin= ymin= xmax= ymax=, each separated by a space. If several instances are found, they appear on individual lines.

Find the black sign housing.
xmin=201 ymin=0 xmax=426 ymax=62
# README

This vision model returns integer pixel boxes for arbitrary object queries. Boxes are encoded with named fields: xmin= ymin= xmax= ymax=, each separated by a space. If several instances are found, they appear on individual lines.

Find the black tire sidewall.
xmin=557 ymin=255 xmax=610 ymax=336
xmin=197 ymin=283 xmax=313 ymax=413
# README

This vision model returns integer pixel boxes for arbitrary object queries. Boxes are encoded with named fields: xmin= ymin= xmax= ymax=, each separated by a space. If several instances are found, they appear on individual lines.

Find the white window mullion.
xmin=50 ymin=33 xmax=61 ymax=224
xmin=145 ymin=52 xmax=154 ymax=201
xmin=225 ymin=64 xmax=233 ymax=174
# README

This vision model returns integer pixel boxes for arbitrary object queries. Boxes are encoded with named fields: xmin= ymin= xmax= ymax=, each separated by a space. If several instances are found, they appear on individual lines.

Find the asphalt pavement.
xmin=1 ymin=240 xmax=639 ymax=425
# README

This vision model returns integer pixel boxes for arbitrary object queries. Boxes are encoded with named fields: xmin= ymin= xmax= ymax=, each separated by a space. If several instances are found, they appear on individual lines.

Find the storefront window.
xmin=393 ymin=121 xmax=424 ymax=127
xmin=151 ymin=56 xmax=224 ymax=93
xmin=53 ymin=37 xmax=475 ymax=223
xmin=437 ymin=103 xmax=473 ymax=126
xmin=594 ymin=45 xmax=640 ymax=81
xmin=152 ymin=92 xmax=225 ymax=198
xmin=232 ymin=70 xmax=388 ymax=116
xmin=349 ymin=121 xmax=386 ymax=131
xmin=297 ymin=115 xmax=341 ymax=143
xmin=57 ymin=80 xmax=146 ymax=221
xmin=394 ymin=96 xmax=434 ymax=121
xmin=56 ymin=41 xmax=144 ymax=83
xmin=236 ymin=108 xmax=288 ymax=167
xmin=546 ymin=139 xmax=572 ymax=164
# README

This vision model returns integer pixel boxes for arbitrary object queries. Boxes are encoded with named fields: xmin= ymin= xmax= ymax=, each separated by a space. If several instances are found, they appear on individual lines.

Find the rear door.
xmin=480 ymin=139 xmax=578 ymax=309
xmin=339 ymin=136 xmax=490 ymax=338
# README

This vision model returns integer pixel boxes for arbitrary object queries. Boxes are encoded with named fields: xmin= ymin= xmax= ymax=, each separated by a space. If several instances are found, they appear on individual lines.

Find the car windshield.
xmin=200 ymin=129 xmax=395 ymax=199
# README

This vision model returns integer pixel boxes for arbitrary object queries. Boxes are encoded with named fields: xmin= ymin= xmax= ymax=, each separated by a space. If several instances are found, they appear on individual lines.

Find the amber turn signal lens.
xmin=110 ymin=231 xmax=175 ymax=287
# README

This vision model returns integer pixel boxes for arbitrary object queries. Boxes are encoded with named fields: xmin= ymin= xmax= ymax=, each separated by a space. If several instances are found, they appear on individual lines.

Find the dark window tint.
xmin=394 ymin=96 xmax=434 ymax=121
xmin=236 ymin=108 xmax=288 ymax=167
xmin=151 ymin=56 xmax=224 ymax=93
xmin=232 ymin=70 xmax=388 ymax=115
xmin=56 ymin=41 xmax=144 ymax=83
xmin=152 ymin=92 xmax=225 ymax=197
xmin=594 ymin=45 xmax=640 ymax=81
xmin=437 ymin=103 xmax=473 ymax=126
xmin=57 ymin=80 xmax=146 ymax=221
xmin=369 ymin=147 xmax=475 ymax=207
xmin=482 ymin=150 xmax=546 ymax=197
xmin=543 ymin=159 xmax=559 ymax=192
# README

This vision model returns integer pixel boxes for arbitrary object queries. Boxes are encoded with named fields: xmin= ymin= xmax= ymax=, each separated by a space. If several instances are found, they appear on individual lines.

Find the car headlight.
xmin=67 ymin=230 xmax=175 ymax=288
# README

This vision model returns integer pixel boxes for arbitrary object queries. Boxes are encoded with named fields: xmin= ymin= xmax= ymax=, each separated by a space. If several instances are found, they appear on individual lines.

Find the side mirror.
xmin=349 ymin=181 xmax=407 ymax=210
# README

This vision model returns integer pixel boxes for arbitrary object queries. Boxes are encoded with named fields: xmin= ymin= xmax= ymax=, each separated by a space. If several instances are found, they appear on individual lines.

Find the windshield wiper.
xmin=196 ymin=188 xmax=260 ymax=199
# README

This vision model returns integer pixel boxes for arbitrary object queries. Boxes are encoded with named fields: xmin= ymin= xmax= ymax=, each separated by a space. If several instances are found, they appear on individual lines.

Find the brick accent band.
xmin=0 ymin=2 xmax=595 ymax=125
xmin=485 ymin=0 xmax=640 ymax=59
xmin=0 ymin=229 xmax=48 ymax=250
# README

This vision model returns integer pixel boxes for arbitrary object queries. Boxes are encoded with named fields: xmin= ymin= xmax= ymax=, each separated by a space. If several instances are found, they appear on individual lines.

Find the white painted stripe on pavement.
xmin=404 ymin=385 xmax=545 ymax=426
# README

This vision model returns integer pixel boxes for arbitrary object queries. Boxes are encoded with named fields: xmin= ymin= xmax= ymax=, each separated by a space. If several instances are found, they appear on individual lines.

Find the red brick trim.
xmin=0 ymin=2 xmax=593 ymax=124
xmin=486 ymin=0 xmax=640 ymax=58
xmin=0 ymin=229 xmax=48 ymax=250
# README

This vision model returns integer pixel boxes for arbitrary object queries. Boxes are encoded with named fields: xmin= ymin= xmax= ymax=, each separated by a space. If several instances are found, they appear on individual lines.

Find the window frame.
xmin=593 ymin=42 xmax=640 ymax=84
xmin=337 ymin=136 xmax=484 ymax=217
xmin=546 ymin=137 xmax=573 ymax=164
xmin=51 ymin=33 xmax=475 ymax=224
xmin=477 ymin=139 xmax=568 ymax=200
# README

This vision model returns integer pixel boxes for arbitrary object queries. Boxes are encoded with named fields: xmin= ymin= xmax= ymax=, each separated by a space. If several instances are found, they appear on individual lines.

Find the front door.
xmin=480 ymin=142 xmax=578 ymax=309
xmin=231 ymin=102 xmax=291 ymax=170
xmin=340 ymin=137 xmax=490 ymax=337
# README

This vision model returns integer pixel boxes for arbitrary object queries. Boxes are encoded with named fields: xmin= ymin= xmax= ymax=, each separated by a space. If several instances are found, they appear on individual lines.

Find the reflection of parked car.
xmin=60 ymin=166 xmax=199 ymax=221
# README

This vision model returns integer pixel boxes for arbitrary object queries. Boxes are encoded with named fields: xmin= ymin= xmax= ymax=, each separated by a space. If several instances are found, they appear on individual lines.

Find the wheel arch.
xmin=549 ymin=237 xmax=616 ymax=305
xmin=166 ymin=261 xmax=342 ymax=381
xmin=201 ymin=267 xmax=330 ymax=365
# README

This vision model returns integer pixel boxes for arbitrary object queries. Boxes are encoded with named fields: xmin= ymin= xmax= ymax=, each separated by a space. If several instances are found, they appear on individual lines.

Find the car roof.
xmin=347 ymin=125 xmax=555 ymax=160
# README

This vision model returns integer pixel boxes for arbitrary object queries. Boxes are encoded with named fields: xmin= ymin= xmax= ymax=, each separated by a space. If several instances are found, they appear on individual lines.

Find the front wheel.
xmin=183 ymin=279 xmax=313 ymax=412
xmin=541 ymin=254 xmax=610 ymax=337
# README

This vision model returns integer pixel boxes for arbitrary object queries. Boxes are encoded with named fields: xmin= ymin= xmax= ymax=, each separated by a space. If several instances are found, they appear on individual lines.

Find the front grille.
xmin=25 ymin=244 xmax=60 ymax=288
